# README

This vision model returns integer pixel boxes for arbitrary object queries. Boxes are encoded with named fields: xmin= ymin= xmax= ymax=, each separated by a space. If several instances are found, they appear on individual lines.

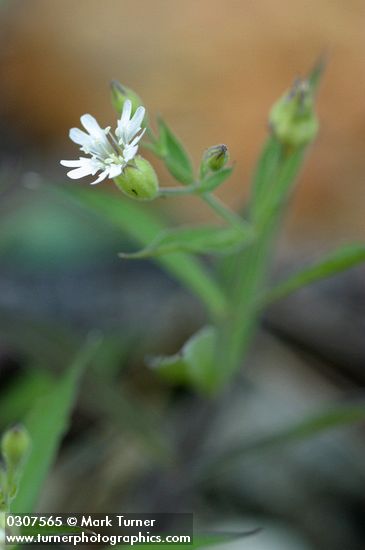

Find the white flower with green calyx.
xmin=60 ymin=99 xmax=146 ymax=185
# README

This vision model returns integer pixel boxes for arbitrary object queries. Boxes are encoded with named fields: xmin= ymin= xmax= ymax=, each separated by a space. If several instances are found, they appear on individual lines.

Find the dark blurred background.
xmin=0 ymin=1 xmax=364 ymax=549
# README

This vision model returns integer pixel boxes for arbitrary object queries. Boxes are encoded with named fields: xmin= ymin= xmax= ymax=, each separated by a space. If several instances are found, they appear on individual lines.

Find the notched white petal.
xmin=129 ymin=127 xmax=146 ymax=147
xmin=60 ymin=159 xmax=83 ymax=167
xmin=123 ymin=144 xmax=138 ymax=163
xmin=121 ymin=99 xmax=132 ymax=126
xmin=66 ymin=165 xmax=94 ymax=179
xmin=90 ymin=170 xmax=109 ymax=185
xmin=80 ymin=114 xmax=105 ymax=137
xmin=69 ymin=128 xmax=90 ymax=146
xmin=130 ymin=106 xmax=145 ymax=131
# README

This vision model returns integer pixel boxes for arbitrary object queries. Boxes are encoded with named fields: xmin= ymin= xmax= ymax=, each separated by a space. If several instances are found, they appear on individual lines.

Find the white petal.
xmin=108 ymin=164 xmax=123 ymax=178
xmin=129 ymin=127 xmax=146 ymax=147
xmin=90 ymin=170 xmax=109 ymax=185
xmin=69 ymin=128 xmax=91 ymax=146
xmin=80 ymin=114 xmax=105 ymax=137
xmin=116 ymin=100 xmax=133 ymax=143
xmin=60 ymin=157 xmax=92 ymax=167
xmin=123 ymin=144 xmax=138 ymax=162
xmin=60 ymin=159 xmax=82 ymax=167
xmin=121 ymin=99 xmax=132 ymax=127
xmin=128 ymin=106 xmax=145 ymax=137
xmin=66 ymin=165 xmax=95 ymax=179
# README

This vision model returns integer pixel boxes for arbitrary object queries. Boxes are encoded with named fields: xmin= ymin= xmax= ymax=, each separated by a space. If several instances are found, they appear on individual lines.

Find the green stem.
xmin=158 ymin=186 xmax=249 ymax=231
xmin=201 ymin=193 xmax=246 ymax=229
xmin=214 ymin=146 xmax=307 ymax=383
xmin=158 ymin=185 xmax=199 ymax=197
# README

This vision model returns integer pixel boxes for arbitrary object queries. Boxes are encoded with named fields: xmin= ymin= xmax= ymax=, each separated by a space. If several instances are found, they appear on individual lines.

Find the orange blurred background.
xmin=0 ymin=0 xmax=364 ymax=241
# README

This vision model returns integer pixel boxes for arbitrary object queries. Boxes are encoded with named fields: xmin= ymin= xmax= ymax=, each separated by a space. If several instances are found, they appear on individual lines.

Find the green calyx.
xmin=114 ymin=156 xmax=159 ymax=201
xmin=201 ymin=144 xmax=229 ymax=177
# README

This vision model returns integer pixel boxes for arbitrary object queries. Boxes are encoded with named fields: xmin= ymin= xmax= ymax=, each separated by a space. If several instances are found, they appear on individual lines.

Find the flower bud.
xmin=114 ymin=156 xmax=159 ymax=201
xmin=269 ymin=79 xmax=318 ymax=147
xmin=1 ymin=425 xmax=31 ymax=471
xmin=201 ymin=144 xmax=229 ymax=175
xmin=110 ymin=80 xmax=144 ymax=118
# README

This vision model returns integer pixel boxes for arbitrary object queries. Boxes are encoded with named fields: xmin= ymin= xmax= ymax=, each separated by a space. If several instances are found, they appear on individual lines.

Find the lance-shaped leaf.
xmin=157 ymin=117 xmax=194 ymax=185
xmin=263 ymin=243 xmax=365 ymax=306
xmin=148 ymin=326 xmax=218 ymax=394
xmin=200 ymin=401 xmax=365 ymax=479
xmin=11 ymin=337 xmax=100 ymax=513
xmin=119 ymin=224 xmax=252 ymax=259
xmin=53 ymin=185 xmax=228 ymax=319
xmin=199 ymin=167 xmax=233 ymax=193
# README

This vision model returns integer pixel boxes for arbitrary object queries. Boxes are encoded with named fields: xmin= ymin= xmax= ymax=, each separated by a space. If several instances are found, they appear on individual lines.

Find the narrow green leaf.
xmin=53 ymin=185 xmax=228 ymax=319
xmin=12 ymin=336 xmax=101 ymax=513
xmin=148 ymin=326 xmax=218 ymax=394
xmin=157 ymin=118 xmax=194 ymax=185
xmin=119 ymin=225 xmax=251 ymax=259
xmin=0 ymin=371 xmax=52 ymax=430
xmin=307 ymin=55 xmax=326 ymax=94
xmin=263 ymin=243 xmax=365 ymax=306
xmin=199 ymin=167 xmax=233 ymax=193
xmin=204 ymin=402 xmax=365 ymax=476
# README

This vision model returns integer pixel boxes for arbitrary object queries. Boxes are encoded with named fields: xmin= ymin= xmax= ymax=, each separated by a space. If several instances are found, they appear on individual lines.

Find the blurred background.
xmin=0 ymin=1 xmax=365 ymax=549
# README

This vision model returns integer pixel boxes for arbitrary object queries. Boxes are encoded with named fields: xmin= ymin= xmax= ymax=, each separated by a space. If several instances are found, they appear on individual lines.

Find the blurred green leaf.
xmin=249 ymin=136 xmax=283 ymax=216
xmin=200 ymin=167 xmax=233 ymax=193
xmin=157 ymin=118 xmax=194 ymax=185
xmin=83 ymin=373 xmax=171 ymax=461
xmin=56 ymin=185 xmax=228 ymax=318
xmin=148 ymin=326 xmax=217 ymax=394
xmin=307 ymin=55 xmax=327 ymax=93
xmin=263 ymin=243 xmax=365 ymax=306
xmin=205 ymin=402 xmax=365 ymax=476
xmin=12 ymin=336 xmax=100 ymax=513
xmin=119 ymin=225 xmax=251 ymax=259
xmin=0 ymin=371 xmax=52 ymax=430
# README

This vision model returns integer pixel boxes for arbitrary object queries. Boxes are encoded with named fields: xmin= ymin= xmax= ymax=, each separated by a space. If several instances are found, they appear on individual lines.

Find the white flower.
xmin=60 ymin=100 xmax=146 ymax=185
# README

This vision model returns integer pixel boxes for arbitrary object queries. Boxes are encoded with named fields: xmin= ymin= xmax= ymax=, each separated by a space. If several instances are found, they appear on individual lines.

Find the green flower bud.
xmin=269 ymin=79 xmax=318 ymax=147
xmin=114 ymin=156 xmax=159 ymax=201
xmin=201 ymin=144 xmax=229 ymax=176
xmin=110 ymin=80 xmax=144 ymax=118
xmin=1 ymin=425 xmax=31 ymax=471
